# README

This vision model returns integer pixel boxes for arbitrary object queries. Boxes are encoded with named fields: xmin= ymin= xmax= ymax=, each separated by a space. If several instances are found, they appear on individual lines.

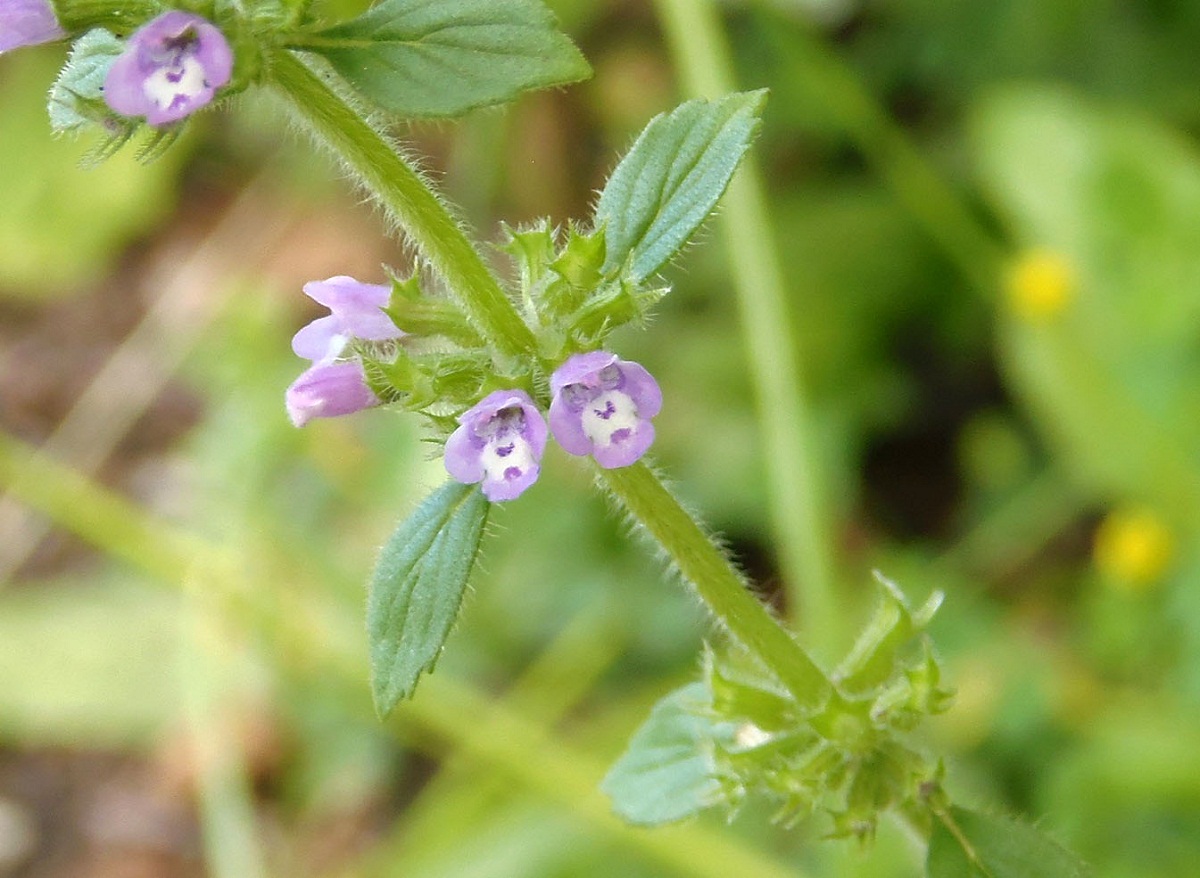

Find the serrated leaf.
xmin=367 ymin=481 xmax=490 ymax=715
xmin=48 ymin=28 xmax=128 ymax=134
xmin=595 ymin=90 xmax=767 ymax=282
xmin=601 ymin=682 xmax=727 ymax=825
xmin=926 ymin=807 xmax=1092 ymax=878
xmin=302 ymin=0 xmax=590 ymax=117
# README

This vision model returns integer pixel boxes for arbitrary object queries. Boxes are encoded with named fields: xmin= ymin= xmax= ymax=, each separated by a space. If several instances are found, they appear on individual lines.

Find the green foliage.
xmin=595 ymin=90 xmax=767 ymax=282
xmin=368 ymin=481 xmax=490 ymax=715
xmin=0 ymin=581 xmax=180 ymax=746
xmin=601 ymin=683 xmax=729 ymax=825
xmin=47 ymin=29 xmax=130 ymax=138
xmin=301 ymin=0 xmax=590 ymax=117
xmin=973 ymin=87 xmax=1200 ymax=520
xmin=926 ymin=806 xmax=1092 ymax=878
xmin=0 ymin=52 xmax=183 ymax=295
xmin=604 ymin=575 xmax=953 ymax=836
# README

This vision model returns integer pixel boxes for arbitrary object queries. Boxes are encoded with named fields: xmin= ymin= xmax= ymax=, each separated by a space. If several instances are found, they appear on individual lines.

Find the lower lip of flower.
xmin=581 ymin=390 xmax=639 ymax=449
xmin=144 ymin=56 xmax=207 ymax=112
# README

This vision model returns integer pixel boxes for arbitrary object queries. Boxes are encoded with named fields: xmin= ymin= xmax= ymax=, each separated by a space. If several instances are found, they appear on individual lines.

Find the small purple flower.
xmin=0 ymin=0 xmax=64 ymax=53
xmin=286 ymin=276 xmax=402 ymax=428
xmin=445 ymin=390 xmax=548 ymax=502
xmin=103 ymin=11 xmax=233 ymax=126
xmin=287 ymin=362 xmax=380 ymax=428
xmin=549 ymin=352 xmax=661 ymax=469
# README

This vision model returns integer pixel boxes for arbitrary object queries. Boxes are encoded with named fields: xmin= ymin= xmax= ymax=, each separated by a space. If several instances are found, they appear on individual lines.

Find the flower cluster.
xmin=442 ymin=353 xmax=660 ymax=501
xmin=0 ymin=0 xmax=64 ymax=53
xmin=286 ymin=277 xmax=402 ymax=428
xmin=104 ymin=11 xmax=233 ymax=126
xmin=284 ymin=276 xmax=661 ymax=501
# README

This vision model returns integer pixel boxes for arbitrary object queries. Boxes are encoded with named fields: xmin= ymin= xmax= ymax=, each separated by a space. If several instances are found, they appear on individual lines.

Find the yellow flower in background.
xmin=1093 ymin=507 xmax=1175 ymax=591
xmin=1005 ymin=249 xmax=1075 ymax=322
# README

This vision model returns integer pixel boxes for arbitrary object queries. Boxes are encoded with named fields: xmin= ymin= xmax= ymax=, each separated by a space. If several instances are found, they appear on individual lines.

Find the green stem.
xmin=599 ymin=463 xmax=831 ymax=712
xmin=268 ymin=49 xmax=537 ymax=362
xmin=653 ymin=0 xmax=839 ymax=649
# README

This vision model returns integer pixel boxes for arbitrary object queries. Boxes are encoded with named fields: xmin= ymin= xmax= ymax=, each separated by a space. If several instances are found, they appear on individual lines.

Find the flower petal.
xmin=0 ymin=0 xmax=64 ymax=53
xmin=286 ymin=361 xmax=379 ymax=427
xmin=615 ymin=360 xmax=662 ymax=419
xmin=592 ymin=421 xmax=655 ymax=469
xmin=480 ymin=459 xmax=540 ymax=502
xmin=548 ymin=392 xmax=592 ymax=455
xmin=291 ymin=314 xmax=345 ymax=362
xmin=302 ymin=276 xmax=399 ymax=341
xmin=444 ymin=424 xmax=485 ymax=484
xmin=549 ymin=350 xmax=618 ymax=395
xmin=444 ymin=389 xmax=546 ymax=501
xmin=102 ymin=12 xmax=232 ymax=126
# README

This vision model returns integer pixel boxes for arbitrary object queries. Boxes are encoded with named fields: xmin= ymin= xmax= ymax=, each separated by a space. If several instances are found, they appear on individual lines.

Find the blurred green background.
xmin=3 ymin=0 xmax=1200 ymax=875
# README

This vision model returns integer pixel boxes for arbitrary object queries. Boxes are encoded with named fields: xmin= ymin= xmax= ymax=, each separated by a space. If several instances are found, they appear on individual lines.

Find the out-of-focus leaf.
xmin=595 ymin=91 xmax=766 ymax=282
xmin=302 ymin=0 xmax=590 ymax=118
xmin=972 ymin=87 xmax=1200 ymax=516
xmin=368 ymin=481 xmax=489 ymax=715
xmin=0 ymin=582 xmax=180 ymax=746
xmin=601 ymin=682 xmax=725 ymax=825
xmin=926 ymin=806 xmax=1091 ymax=878
xmin=0 ymin=52 xmax=183 ymax=296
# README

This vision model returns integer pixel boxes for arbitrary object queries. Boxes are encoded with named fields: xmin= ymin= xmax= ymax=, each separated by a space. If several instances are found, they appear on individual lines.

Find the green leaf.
xmin=601 ymin=682 xmax=727 ymax=825
xmin=927 ymin=807 xmax=1092 ymax=878
xmin=368 ymin=481 xmax=490 ymax=715
xmin=833 ymin=572 xmax=942 ymax=697
xmin=47 ymin=28 xmax=128 ymax=135
xmin=595 ymin=90 xmax=767 ymax=282
xmin=301 ymin=0 xmax=590 ymax=117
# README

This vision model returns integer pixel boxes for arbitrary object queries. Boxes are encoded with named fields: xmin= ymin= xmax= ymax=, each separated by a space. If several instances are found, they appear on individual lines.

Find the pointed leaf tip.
xmin=595 ymin=90 xmax=768 ymax=282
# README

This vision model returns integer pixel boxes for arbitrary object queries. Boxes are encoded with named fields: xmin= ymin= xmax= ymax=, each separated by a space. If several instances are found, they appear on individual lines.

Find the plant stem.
xmin=270 ymin=44 xmax=834 ymax=700
xmin=599 ymin=463 xmax=831 ymax=712
xmin=268 ymin=49 xmax=537 ymax=362
xmin=653 ymin=0 xmax=839 ymax=650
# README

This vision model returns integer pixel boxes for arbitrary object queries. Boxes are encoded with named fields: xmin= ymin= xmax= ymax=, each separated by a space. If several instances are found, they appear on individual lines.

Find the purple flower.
xmin=286 ymin=276 xmax=402 ymax=428
xmin=287 ymin=362 xmax=380 ymax=428
xmin=549 ymin=352 xmax=661 ymax=469
xmin=445 ymin=390 xmax=548 ymax=501
xmin=103 ymin=11 xmax=233 ymax=126
xmin=0 ymin=0 xmax=64 ymax=52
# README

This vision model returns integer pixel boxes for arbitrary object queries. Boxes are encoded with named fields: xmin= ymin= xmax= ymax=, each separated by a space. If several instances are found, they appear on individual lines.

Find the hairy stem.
xmin=269 ymin=49 xmax=537 ymax=362
xmin=599 ymin=463 xmax=831 ymax=712
xmin=653 ymin=0 xmax=839 ymax=649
